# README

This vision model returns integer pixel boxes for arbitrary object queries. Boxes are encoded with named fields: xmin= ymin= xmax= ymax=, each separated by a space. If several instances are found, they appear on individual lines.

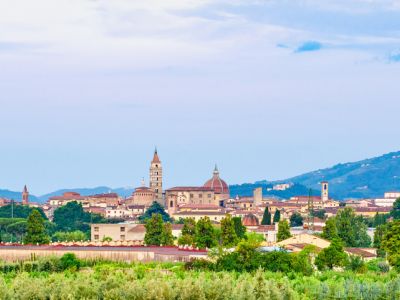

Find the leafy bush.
xmin=59 ymin=253 xmax=81 ymax=271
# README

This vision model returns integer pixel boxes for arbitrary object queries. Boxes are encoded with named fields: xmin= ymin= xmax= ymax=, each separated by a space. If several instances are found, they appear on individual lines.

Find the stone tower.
xmin=149 ymin=148 xmax=163 ymax=205
xmin=253 ymin=187 xmax=262 ymax=207
xmin=321 ymin=181 xmax=329 ymax=202
xmin=22 ymin=185 xmax=29 ymax=205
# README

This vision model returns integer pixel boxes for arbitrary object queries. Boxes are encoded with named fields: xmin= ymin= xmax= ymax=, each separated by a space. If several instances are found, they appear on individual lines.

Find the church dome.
xmin=203 ymin=165 xmax=229 ymax=195
xmin=242 ymin=213 xmax=259 ymax=226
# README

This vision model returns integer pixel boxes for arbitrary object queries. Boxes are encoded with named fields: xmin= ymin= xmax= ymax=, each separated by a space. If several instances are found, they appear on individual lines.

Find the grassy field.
xmin=0 ymin=256 xmax=400 ymax=299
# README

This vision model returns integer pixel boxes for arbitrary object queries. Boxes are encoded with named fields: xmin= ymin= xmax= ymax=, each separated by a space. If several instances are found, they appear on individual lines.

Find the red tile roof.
xmin=167 ymin=187 xmax=214 ymax=192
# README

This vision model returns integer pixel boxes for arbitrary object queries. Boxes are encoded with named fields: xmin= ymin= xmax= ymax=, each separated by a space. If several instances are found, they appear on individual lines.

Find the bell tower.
xmin=22 ymin=185 xmax=29 ymax=205
xmin=321 ymin=181 xmax=329 ymax=202
xmin=150 ymin=148 xmax=163 ymax=205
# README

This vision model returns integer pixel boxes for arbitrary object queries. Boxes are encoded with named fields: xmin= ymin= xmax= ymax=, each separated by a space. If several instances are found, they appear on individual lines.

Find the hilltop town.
xmin=1 ymin=149 xmax=398 ymax=262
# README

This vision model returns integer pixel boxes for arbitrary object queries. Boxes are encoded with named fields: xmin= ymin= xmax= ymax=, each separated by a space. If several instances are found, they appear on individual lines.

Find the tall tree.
xmin=144 ymin=213 xmax=164 ymax=246
xmin=321 ymin=218 xmax=339 ymax=240
xmin=290 ymin=212 xmax=303 ymax=227
xmin=381 ymin=220 xmax=400 ymax=270
xmin=23 ymin=210 xmax=50 ymax=245
xmin=232 ymin=217 xmax=246 ymax=239
xmin=178 ymin=218 xmax=196 ymax=246
xmin=390 ymin=198 xmax=400 ymax=220
xmin=161 ymin=222 xmax=174 ymax=246
xmin=195 ymin=217 xmax=216 ymax=249
xmin=261 ymin=207 xmax=271 ymax=225
xmin=53 ymin=201 xmax=90 ymax=232
xmin=374 ymin=224 xmax=387 ymax=258
xmin=220 ymin=214 xmax=238 ymax=247
xmin=139 ymin=201 xmax=171 ymax=223
xmin=335 ymin=207 xmax=371 ymax=247
xmin=273 ymin=209 xmax=281 ymax=223
xmin=315 ymin=238 xmax=347 ymax=270
xmin=277 ymin=220 xmax=292 ymax=242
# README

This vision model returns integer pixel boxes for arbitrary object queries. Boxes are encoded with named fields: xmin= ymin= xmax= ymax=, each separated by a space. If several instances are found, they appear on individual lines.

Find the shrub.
xmin=59 ymin=253 xmax=81 ymax=271
xmin=346 ymin=255 xmax=367 ymax=273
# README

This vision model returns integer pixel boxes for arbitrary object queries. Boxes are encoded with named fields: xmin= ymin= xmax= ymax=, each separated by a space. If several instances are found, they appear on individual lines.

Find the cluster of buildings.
xmin=1 ymin=149 xmax=398 ymax=249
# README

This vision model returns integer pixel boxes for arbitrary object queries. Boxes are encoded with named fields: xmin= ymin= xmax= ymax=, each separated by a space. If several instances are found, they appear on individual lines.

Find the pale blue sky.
xmin=1 ymin=0 xmax=400 ymax=195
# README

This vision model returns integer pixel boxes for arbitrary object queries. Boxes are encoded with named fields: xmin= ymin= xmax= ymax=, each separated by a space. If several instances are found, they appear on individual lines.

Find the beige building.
xmin=48 ymin=192 xmax=120 ymax=208
xmin=91 ymin=223 xmax=183 ymax=242
xmin=171 ymin=205 xmax=229 ymax=223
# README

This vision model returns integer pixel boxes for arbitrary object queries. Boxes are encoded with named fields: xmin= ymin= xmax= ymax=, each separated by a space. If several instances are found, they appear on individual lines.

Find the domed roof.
xmin=242 ymin=213 xmax=259 ymax=226
xmin=203 ymin=165 xmax=229 ymax=195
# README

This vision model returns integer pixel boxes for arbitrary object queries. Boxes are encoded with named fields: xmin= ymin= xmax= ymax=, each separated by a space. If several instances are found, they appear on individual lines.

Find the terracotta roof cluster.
xmin=167 ymin=187 xmax=214 ymax=192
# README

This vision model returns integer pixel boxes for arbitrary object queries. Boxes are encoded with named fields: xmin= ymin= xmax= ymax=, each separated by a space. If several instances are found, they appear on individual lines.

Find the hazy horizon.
xmin=1 ymin=0 xmax=400 ymax=195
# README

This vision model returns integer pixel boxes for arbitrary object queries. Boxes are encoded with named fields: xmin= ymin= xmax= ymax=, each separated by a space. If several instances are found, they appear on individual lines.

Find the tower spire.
xmin=152 ymin=147 xmax=160 ymax=163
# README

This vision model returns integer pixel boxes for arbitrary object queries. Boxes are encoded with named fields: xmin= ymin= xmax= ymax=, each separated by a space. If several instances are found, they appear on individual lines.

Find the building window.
xmin=94 ymin=227 xmax=99 ymax=232
xmin=94 ymin=235 xmax=99 ymax=240
xmin=190 ymin=194 xmax=194 ymax=198
xmin=170 ymin=200 xmax=173 ymax=207
xmin=208 ymin=194 xmax=211 ymax=198
xmin=199 ymin=194 xmax=202 ymax=198
xmin=120 ymin=227 xmax=125 ymax=232
xmin=120 ymin=235 xmax=125 ymax=241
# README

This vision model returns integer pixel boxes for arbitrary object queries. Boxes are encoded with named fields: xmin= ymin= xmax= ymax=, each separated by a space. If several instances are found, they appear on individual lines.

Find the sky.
xmin=1 ymin=0 xmax=400 ymax=195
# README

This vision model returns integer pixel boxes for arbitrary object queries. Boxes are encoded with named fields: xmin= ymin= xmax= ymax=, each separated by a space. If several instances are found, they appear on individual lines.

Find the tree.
xmin=373 ymin=212 xmax=389 ymax=227
xmin=273 ymin=209 xmax=281 ymax=223
xmin=373 ymin=224 xmax=387 ymax=258
xmin=315 ymin=238 xmax=347 ymax=270
xmin=5 ymin=221 xmax=27 ymax=242
xmin=381 ymin=220 xmax=400 ymax=270
xmin=232 ymin=217 xmax=246 ymax=239
xmin=221 ymin=214 xmax=238 ymax=247
xmin=0 ymin=205 xmax=47 ymax=219
xmin=312 ymin=209 xmax=326 ymax=220
xmin=139 ymin=201 xmax=171 ymax=223
xmin=290 ymin=212 xmax=303 ymax=227
xmin=195 ymin=217 xmax=216 ymax=249
xmin=321 ymin=218 xmax=338 ymax=240
xmin=390 ymin=198 xmax=400 ymax=220
xmin=53 ymin=202 xmax=90 ymax=232
xmin=277 ymin=220 xmax=292 ymax=242
xmin=178 ymin=218 xmax=196 ymax=246
xmin=144 ymin=213 xmax=164 ymax=246
xmin=161 ymin=222 xmax=174 ymax=246
xmin=261 ymin=207 xmax=272 ymax=225
xmin=335 ymin=207 xmax=371 ymax=247
xmin=23 ymin=210 xmax=50 ymax=245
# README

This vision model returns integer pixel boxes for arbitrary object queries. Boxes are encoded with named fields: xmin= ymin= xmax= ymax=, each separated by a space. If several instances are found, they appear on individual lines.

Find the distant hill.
xmin=246 ymin=151 xmax=400 ymax=200
xmin=2 ymin=150 xmax=400 ymax=202
xmin=280 ymin=151 xmax=400 ymax=199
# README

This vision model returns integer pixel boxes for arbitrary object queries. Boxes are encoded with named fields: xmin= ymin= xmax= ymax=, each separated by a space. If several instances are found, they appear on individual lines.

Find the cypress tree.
xmin=261 ymin=207 xmax=272 ymax=225
xmin=273 ymin=209 xmax=281 ymax=223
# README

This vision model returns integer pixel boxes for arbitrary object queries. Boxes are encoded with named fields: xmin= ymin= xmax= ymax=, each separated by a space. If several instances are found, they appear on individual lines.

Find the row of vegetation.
xmin=0 ymin=253 xmax=399 ymax=299
xmin=0 ymin=202 xmax=125 ymax=243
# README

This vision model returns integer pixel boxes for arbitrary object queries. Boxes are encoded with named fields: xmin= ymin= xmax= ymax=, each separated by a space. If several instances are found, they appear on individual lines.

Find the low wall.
xmin=0 ymin=247 xmax=206 ymax=263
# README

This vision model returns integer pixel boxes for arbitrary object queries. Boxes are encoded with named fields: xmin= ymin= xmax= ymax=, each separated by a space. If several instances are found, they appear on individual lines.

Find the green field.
xmin=0 ymin=255 xmax=399 ymax=300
